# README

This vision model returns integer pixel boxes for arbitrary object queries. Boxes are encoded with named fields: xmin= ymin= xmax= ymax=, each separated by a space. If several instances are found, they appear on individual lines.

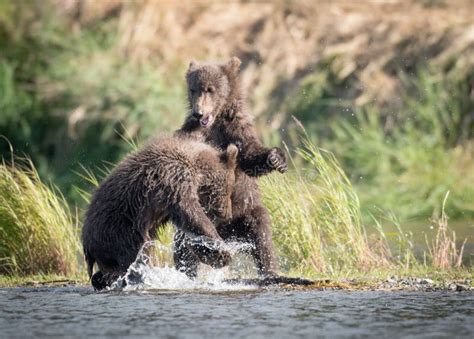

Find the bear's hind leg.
xmin=218 ymin=205 xmax=278 ymax=277
xmin=249 ymin=205 xmax=278 ymax=277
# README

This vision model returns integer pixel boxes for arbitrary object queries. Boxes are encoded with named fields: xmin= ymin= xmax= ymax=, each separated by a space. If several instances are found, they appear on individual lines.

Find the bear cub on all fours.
xmin=81 ymin=136 xmax=239 ymax=290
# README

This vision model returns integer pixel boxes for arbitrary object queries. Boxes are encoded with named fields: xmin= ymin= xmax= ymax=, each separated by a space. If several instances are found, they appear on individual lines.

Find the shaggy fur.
xmin=174 ymin=57 xmax=288 ymax=278
xmin=81 ymin=136 xmax=238 ymax=290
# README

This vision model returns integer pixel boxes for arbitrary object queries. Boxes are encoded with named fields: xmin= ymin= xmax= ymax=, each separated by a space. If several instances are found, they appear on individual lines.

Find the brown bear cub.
xmin=174 ymin=57 xmax=288 ymax=279
xmin=81 ymin=136 xmax=239 ymax=290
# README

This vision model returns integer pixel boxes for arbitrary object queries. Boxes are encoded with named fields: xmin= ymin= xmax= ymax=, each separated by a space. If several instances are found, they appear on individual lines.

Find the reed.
xmin=261 ymin=135 xmax=471 ymax=277
xmin=0 ymin=157 xmax=81 ymax=275
xmin=427 ymin=193 xmax=466 ymax=270
xmin=0 ymin=142 xmax=469 ymax=280
xmin=262 ymin=136 xmax=391 ymax=277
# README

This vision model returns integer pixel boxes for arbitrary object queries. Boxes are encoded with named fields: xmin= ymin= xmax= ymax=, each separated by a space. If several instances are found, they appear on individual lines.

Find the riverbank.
xmin=1 ymin=141 xmax=471 ymax=288
xmin=1 ymin=272 xmax=472 ymax=292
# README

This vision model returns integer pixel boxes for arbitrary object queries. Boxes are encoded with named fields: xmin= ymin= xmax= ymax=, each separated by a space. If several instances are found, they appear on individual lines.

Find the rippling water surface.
xmin=2 ymin=245 xmax=473 ymax=338
xmin=1 ymin=285 xmax=473 ymax=338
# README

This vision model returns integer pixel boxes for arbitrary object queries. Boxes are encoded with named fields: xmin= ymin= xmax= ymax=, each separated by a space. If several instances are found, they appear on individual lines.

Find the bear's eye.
xmin=207 ymin=86 xmax=215 ymax=94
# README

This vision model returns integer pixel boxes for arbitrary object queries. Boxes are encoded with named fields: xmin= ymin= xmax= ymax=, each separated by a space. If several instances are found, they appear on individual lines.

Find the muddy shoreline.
xmin=3 ymin=277 xmax=472 ymax=292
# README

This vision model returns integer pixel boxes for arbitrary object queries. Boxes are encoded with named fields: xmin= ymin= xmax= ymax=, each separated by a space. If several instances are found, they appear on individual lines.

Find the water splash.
xmin=186 ymin=236 xmax=255 ymax=255
xmin=110 ymin=241 xmax=258 ymax=292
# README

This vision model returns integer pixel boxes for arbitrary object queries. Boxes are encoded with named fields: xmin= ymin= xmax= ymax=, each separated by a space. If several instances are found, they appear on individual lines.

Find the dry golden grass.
xmin=53 ymin=0 xmax=474 ymax=120
xmin=428 ymin=193 xmax=467 ymax=269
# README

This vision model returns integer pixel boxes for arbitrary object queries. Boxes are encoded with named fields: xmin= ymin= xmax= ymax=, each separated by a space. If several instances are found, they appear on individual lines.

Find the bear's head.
xmin=199 ymin=144 xmax=238 ymax=221
xmin=186 ymin=57 xmax=241 ymax=128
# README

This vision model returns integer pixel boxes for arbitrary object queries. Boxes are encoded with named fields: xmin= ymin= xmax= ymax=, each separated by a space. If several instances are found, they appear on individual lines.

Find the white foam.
xmin=109 ymin=241 xmax=258 ymax=292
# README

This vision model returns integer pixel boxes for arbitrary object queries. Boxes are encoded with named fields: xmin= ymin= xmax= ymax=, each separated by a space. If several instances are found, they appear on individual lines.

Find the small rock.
xmin=448 ymin=283 xmax=457 ymax=291
xmin=387 ymin=276 xmax=397 ymax=283
xmin=421 ymin=278 xmax=434 ymax=285
xmin=455 ymin=284 xmax=468 ymax=292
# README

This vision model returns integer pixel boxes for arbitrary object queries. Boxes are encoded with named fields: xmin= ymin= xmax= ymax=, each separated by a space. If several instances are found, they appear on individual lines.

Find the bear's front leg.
xmin=186 ymin=237 xmax=232 ymax=269
xmin=173 ymin=231 xmax=232 ymax=279
xmin=169 ymin=194 xmax=223 ymax=241
xmin=173 ymin=231 xmax=199 ymax=278
xmin=228 ymin=120 xmax=288 ymax=177
xmin=169 ymin=191 xmax=232 ymax=275
xmin=238 ymin=145 xmax=288 ymax=177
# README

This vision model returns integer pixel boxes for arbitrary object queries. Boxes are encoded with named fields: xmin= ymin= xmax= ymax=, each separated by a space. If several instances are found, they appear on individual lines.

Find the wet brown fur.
xmin=174 ymin=57 xmax=288 ymax=278
xmin=81 ymin=136 xmax=238 ymax=290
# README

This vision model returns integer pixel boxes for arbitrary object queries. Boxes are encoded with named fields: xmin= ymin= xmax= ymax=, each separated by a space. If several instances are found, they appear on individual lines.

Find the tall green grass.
xmin=330 ymin=70 xmax=474 ymax=220
xmin=262 ymin=134 xmax=469 ymax=277
xmin=262 ymin=137 xmax=390 ymax=277
xmin=0 ymin=138 xmax=468 ymax=279
xmin=0 ymin=157 xmax=81 ymax=275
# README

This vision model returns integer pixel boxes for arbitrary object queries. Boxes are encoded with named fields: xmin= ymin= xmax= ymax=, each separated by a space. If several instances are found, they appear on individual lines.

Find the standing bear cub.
xmin=174 ymin=57 xmax=288 ymax=278
xmin=81 ymin=136 xmax=239 ymax=290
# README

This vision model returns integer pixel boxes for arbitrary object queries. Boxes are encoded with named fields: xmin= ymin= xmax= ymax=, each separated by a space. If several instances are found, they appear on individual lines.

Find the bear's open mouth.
xmin=199 ymin=114 xmax=213 ymax=127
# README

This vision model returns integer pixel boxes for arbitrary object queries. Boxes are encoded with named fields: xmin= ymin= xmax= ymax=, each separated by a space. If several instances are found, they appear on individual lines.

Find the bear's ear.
xmin=224 ymin=56 xmax=241 ymax=75
xmin=188 ymin=59 xmax=198 ymax=71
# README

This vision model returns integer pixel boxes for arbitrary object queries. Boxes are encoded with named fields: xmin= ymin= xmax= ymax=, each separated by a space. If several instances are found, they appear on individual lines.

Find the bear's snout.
xmin=192 ymin=111 xmax=203 ymax=119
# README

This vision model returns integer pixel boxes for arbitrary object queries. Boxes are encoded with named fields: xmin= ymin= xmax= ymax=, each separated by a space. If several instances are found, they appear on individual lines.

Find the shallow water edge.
xmin=1 ymin=286 xmax=473 ymax=338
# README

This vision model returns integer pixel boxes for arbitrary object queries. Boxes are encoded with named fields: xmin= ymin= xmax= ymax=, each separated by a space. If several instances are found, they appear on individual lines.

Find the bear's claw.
xmin=268 ymin=148 xmax=288 ymax=173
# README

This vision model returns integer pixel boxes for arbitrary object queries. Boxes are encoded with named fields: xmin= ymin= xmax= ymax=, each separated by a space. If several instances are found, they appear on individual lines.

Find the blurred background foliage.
xmin=0 ymin=0 xmax=473 ymax=225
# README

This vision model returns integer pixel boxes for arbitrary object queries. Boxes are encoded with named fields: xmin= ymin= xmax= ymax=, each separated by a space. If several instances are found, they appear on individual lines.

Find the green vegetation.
xmin=280 ymin=63 xmax=474 ymax=221
xmin=1 ymin=1 xmax=472 ymax=223
xmin=0 ymin=140 xmax=471 ymax=286
xmin=262 ymin=136 xmax=470 ymax=279
xmin=0 ymin=0 xmax=186 ymax=205
xmin=0 ymin=1 xmax=472 ymax=285
xmin=328 ymin=71 xmax=474 ymax=220
xmin=263 ymin=138 xmax=384 ymax=276
xmin=0 ymin=157 xmax=81 ymax=276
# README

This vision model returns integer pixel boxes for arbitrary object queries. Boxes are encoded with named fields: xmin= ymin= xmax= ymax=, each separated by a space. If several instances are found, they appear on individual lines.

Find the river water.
xmin=1 ymin=245 xmax=474 ymax=338
xmin=1 ymin=283 xmax=473 ymax=338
